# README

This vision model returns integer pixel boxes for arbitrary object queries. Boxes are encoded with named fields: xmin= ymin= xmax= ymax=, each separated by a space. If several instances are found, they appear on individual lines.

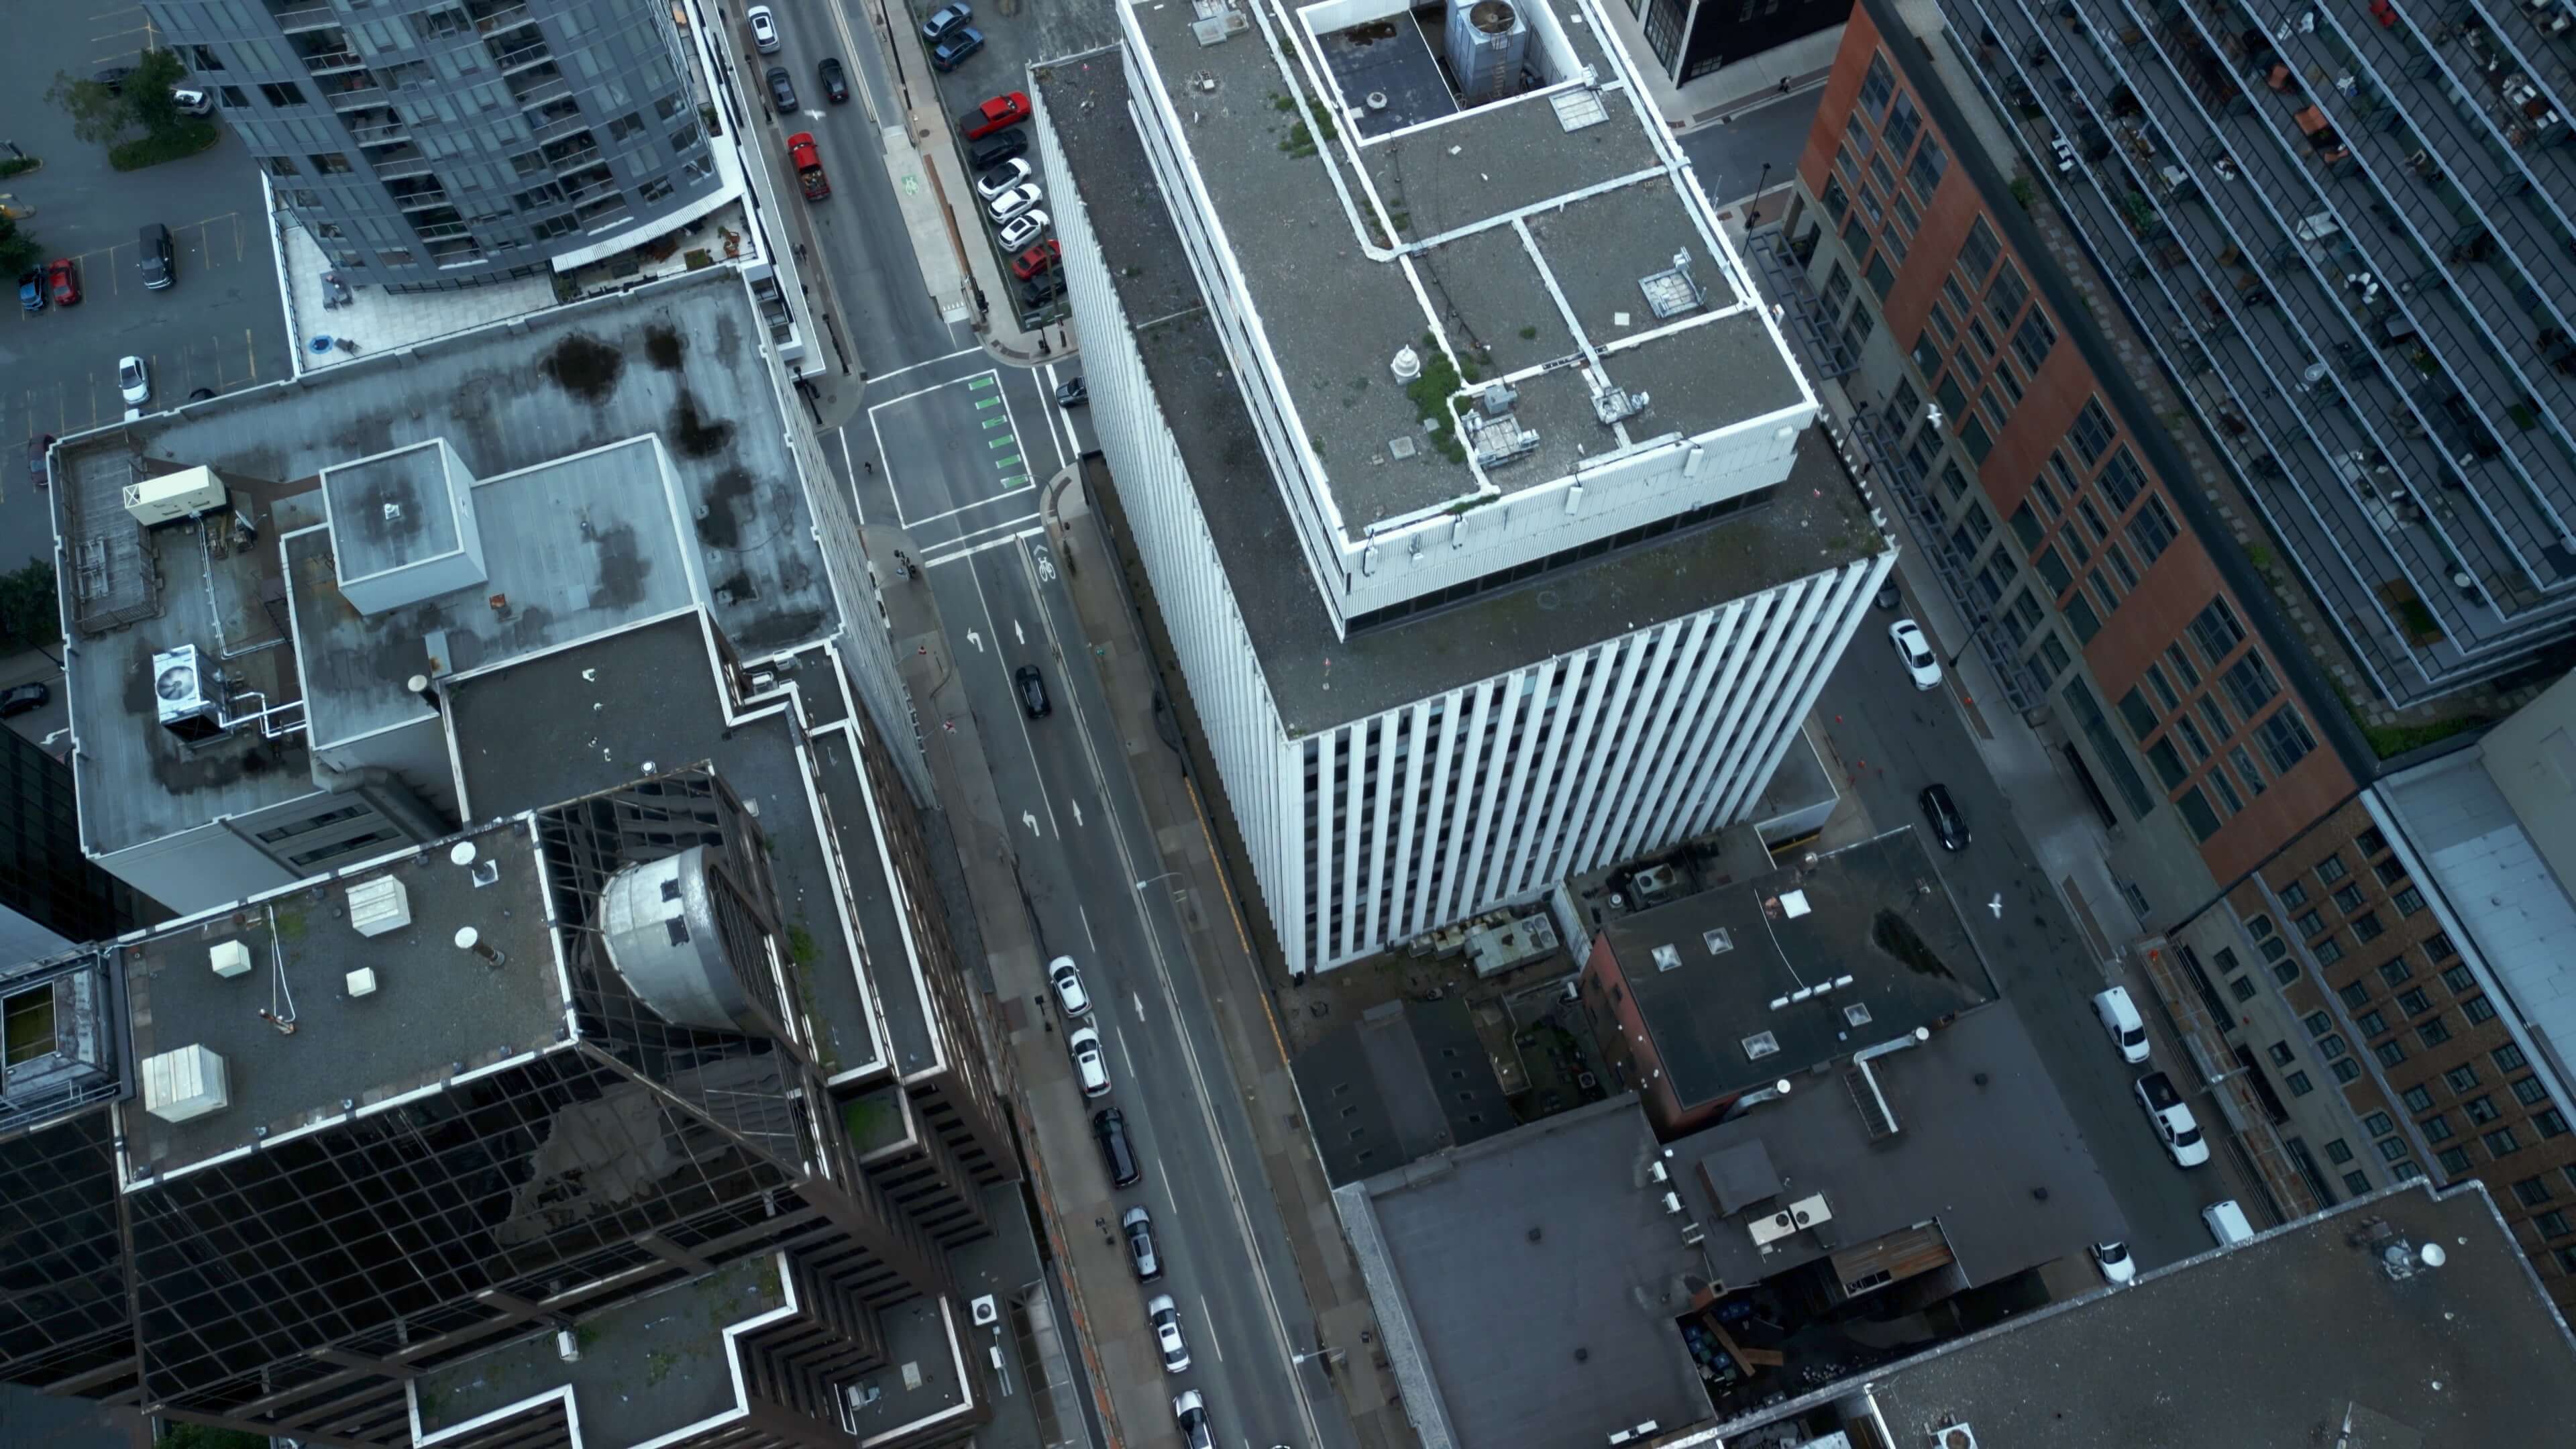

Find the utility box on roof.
xmin=347 ymin=876 xmax=413 ymax=937
xmin=123 ymin=466 xmax=229 ymax=526
xmin=142 ymin=1044 xmax=231 ymax=1123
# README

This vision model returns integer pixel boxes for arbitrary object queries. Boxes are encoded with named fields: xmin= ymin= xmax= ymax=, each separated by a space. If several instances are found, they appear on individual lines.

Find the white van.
xmin=2202 ymin=1199 xmax=2255 ymax=1246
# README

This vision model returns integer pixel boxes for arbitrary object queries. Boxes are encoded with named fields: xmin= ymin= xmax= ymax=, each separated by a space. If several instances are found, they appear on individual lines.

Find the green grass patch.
xmin=2363 ymin=715 xmax=2479 ymax=759
xmin=2244 ymin=541 xmax=2273 ymax=571
xmin=0 ymin=156 xmax=38 ymax=179
xmin=1518 ymin=325 xmax=1538 ymax=339
xmin=1403 ymin=333 xmax=1466 ymax=462
xmin=2009 ymin=176 xmax=2035 ymax=209
xmin=109 ymin=120 xmax=219 ymax=172
xmin=786 ymin=921 xmax=820 ymax=966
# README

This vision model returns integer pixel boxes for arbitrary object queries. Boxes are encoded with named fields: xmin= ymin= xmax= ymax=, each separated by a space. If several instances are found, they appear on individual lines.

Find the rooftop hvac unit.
xmin=209 ymin=941 xmax=254 ymax=979
xmin=1445 ymin=0 xmax=1528 ymax=103
xmin=971 ymin=1294 xmax=999 ymax=1326
xmin=1629 ymin=864 xmax=1680 ymax=902
xmin=123 ymin=466 xmax=228 ymax=527
xmin=347 ymin=877 xmax=414 ymax=938
xmin=1652 ymin=943 xmax=1682 ymax=972
xmin=1661 ymin=1191 xmax=1684 ymax=1215
xmin=141 ymin=1044 xmax=231 ymax=1123
xmin=1648 ymin=1160 xmax=1669 ymax=1183
xmin=151 ymin=645 xmax=225 ymax=743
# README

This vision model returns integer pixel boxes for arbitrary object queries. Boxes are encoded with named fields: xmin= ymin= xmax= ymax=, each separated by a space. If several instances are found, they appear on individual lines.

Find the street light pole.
xmin=1947 ymin=614 xmax=1994 ymax=670
xmin=1746 ymin=161 xmax=1773 ymax=226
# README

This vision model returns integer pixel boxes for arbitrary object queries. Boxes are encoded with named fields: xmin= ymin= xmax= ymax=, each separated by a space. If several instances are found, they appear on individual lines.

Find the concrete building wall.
xmin=2475 ymin=669 xmax=2576 ymax=896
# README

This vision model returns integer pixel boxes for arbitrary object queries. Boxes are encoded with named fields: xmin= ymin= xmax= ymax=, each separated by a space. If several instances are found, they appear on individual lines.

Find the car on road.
xmin=16 ymin=270 xmax=42 ymax=315
xmin=2090 ymin=1239 xmax=2136 ymax=1285
xmin=1047 ymin=955 xmax=1091 ymax=1018
xmin=2135 ymin=1071 xmax=2210 ymax=1167
xmin=922 ymin=1 xmax=974 ymax=41
xmin=958 ymin=92 xmax=1030 ymax=140
xmin=2092 ymin=985 xmax=2151 ymax=1063
xmin=0 ymin=682 xmax=50 ymax=718
xmin=969 ymin=129 xmax=1027 ymax=170
xmin=1055 ymin=376 xmax=1088 ymax=408
xmin=2202 ymin=1198 xmax=2255 ymax=1245
xmin=818 ymin=57 xmax=851 ymax=104
xmin=1917 ymin=783 xmax=1970 ymax=851
xmin=931 ymin=27 xmax=985 ymax=70
xmin=1173 ymin=1391 xmax=1214 ymax=1449
xmin=1067 ymin=1026 xmax=1110 ymax=1097
xmin=1874 ymin=579 xmax=1901 ymax=610
xmin=117 ymin=356 xmax=151 ymax=408
xmin=747 ymin=5 xmax=780 ymax=52
xmin=94 ymin=66 xmax=135 ymax=95
xmin=1146 ymin=1295 xmax=1191 ymax=1374
xmin=765 ymin=66 xmax=799 ymax=115
xmin=996 ymin=211 xmax=1049 ymax=251
xmin=986 ymin=182 xmax=1042 ymax=224
xmin=1888 ymin=618 xmax=1941 ymax=690
xmin=1122 ymin=1205 xmax=1161 ymax=1281
xmin=1014 ymin=238 xmax=1061 ymax=279
xmin=1093 ymin=1107 xmax=1141 ymax=1187
xmin=1014 ymin=663 xmax=1050 ymax=718
xmin=139 ymin=223 xmax=175 ymax=290
xmin=26 ymin=434 xmax=54 ymax=488
xmin=47 ymin=258 xmax=79 ymax=307
xmin=975 ymin=156 xmax=1032 ymax=201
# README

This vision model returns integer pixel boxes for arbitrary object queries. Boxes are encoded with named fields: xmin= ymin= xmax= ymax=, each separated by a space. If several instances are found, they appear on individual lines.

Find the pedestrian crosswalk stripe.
xmin=1001 ymin=474 xmax=1029 ymax=488
xmin=994 ymin=455 xmax=1022 ymax=469
xmin=988 ymin=437 xmax=1015 ymax=450
xmin=975 ymin=397 xmax=1002 ymax=409
xmin=969 ymin=376 xmax=996 ymax=390
xmin=983 ymin=417 xmax=1008 ymax=429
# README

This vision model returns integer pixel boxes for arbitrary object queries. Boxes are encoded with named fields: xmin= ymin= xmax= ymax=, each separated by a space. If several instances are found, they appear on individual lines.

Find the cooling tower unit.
xmin=1447 ymin=0 xmax=1527 ymax=103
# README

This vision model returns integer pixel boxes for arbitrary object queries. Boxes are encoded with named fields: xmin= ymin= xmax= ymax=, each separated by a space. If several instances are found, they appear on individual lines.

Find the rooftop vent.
xmin=210 ymin=941 xmax=254 ymax=979
xmin=1652 ymin=943 xmax=1681 ymax=972
xmin=1776 ymin=889 xmax=1812 ymax=918
xmin=1741 ymin=1030 xmax=1779 ymax=1059
xmin=1637 ymin=252 xmax=1706 ymax=320
xmin=1935 ymin=1426 xmax=1979 ymax=1449
xmin=347 ymin=877 xmax=413 ymax=938
xmin=152 ymin=645 xmax=226 ymax=743
xmin=1629 ymin=863 xmax=1680 ymax=902
xmin=1702 ymin=927 xmax=1732 ymax=955
xmin=1391 ymin=345 xmax=1424 ymax=382
xmin=141 ymin=1044 xmax=231 ymax=1124
xmin=1550 ymin=87 xmax=1608 ymax=131
xmin=1843 ymin=1002 xmax=1874 ymax=1027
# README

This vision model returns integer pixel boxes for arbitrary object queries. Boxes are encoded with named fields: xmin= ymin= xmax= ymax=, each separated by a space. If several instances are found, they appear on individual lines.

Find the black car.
xmin=25 ymin=434 xmax=54 ymax=487
xmin=1122 ymin=1206 xmax=1161 ymax=1281
xmin=968 ymin=129 xmax=1027 ymax=171
xmin=1093 ymin=1108 xmax=1140 ymax=1187
xmin=930 ymin=27 xmax=985 ymax=70
xmin=818 ymin=56 xmax=851 ymax=104
xmin=1014 ymin=664 xmax=1050 ymax=718
xmin=0 ymin=682 xmax=51 ymax=718
xmin=1016 ymin=276 xmax=1061 ymax=310
xmin=765 ymin=66 xmax=799 ymax=115
xmin=1919 ymin=783 xmax=1970 ymax=851
xmin=1055 ymin=377 xmax=1088 ymax=408
xmin=1873 ymin=579 xmax=1901 ymax=610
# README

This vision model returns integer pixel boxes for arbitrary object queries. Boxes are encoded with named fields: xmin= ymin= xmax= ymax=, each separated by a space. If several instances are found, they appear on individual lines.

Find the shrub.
xmin=109 ymin=119 xmax=220 ymax=171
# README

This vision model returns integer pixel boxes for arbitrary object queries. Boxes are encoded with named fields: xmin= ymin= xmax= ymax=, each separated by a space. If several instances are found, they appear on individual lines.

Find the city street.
xmin=1677 ymin=85 xmax=1826 ymax=210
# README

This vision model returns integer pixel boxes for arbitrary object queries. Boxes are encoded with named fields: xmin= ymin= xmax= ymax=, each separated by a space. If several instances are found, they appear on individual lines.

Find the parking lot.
xmin=2 ymin=4 xmax=291 ymax=568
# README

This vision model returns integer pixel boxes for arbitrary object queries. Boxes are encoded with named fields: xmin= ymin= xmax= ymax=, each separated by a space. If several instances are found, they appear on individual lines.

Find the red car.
xmin=957 ymin=92 xmax=1030 ymax=140
xmin=1012 ymin=239 xmax=1061 ymax=280
xmin=47 ymin=258 xmax=80 ymax=307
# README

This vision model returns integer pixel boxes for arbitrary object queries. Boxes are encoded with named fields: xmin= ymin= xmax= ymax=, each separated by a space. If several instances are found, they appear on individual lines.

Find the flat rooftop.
xmin=443 ymin=612 xmax=913 ymax=1081
xmin=1748 ymin=1179 xmax=2576 ymax=1445
xmin=56 ymin=268 xmax=834 ymax=859
xmin=119 ymin=817 xmax=559 ymax=1177
xmin=1671 ymin=1003 xmax=2122 ymax=1291
xmin=1119 ymin=0 xmax=1805 ymax=536
xmin=1599 ymin=829 xmax=1994 ymax=1111
xmin=1294 ymin=997 xmax=1517 ymax=1186
xmin=1337 ymin=1095 xmax=1709 ymax=1449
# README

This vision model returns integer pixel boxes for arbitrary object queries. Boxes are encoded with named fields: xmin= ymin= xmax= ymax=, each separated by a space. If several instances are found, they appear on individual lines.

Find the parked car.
xmin=1173 ymin=1391 xmax=1214 ymax=1449
xmin=969 ymin=129 xmax=1028 ymax=170
xmin=1055 ymin=376 xmax=1088 ymax=408
xmin=996 ymin=211 xmax=1049 ymax=251
xmin=1014 ymin=238 xmax=1062 ymax=279
xmin=25 ymin=433 xmax=54 ymax=488
xmin=2202 ymin=1199 xmax=2255 ymax=1245
xmin=1873 ymin=579 xmax=1901 ymax=610
xmin=1014 ymin=663 xmax=1051 ymax=717
xmin=747 ymin=5 xmax=780 ymax=52
xmin=1068 ymin=1026 xmax=1110 ymax=1097
xmin=0 ymin=682 xmax=50 ymax=718
xmin=765 ymin=66 xmax=799 ymax=115
xmin=1047 ymin=955 xmax=1091 ymax=1018
xmin=16 ymin=270 xmax=42 ymax=315
xmin=138 ymin=223 xmax=175 ymax=290
xmin=818 ymin=57 xmax=851 ymax=104
xmin=1146 ymin=1295 xmax=1191 ymax=1374
xmin=2135 ymin=1071 xmax=2211 ymax=1167
xmin=1093 ymin=1107 xmax=1141 ymax=1187
xmin=957 ymin=91 xmax=1031 ymax=140
xmin=1888 ymin=618 xmax=1941 ymax=690
xmin=986 ymin=182 xmax=1042 ymax=224
xmin=47 ymin=258 xmax=79 ymax=307
xmin=2051 ymin=132 xmax=2078 ymax=174
xmin=1917 ymin=783 xmax=1970 ymax=851
xmin=1017 ymin=277 xmax=1061 ymax=310
xmin=931 ymin=27 xmax=985 ymax=70
xmin=975 ymin=156 xmax=1032 ymax=201
xmin=118 ymin=356 xmax=151 ymax=407
xmin=2090 ymin=1239 xmax=2136 ymax=1285
xmin=1122 ymin=1205 xmax=1161 ymax=1281
xmin=921 ymin=1 xmax=975 ymax=42
xmin=2092 ymin=986 xmax=2151 ymax=1063
xmin=94 ymin=66 xmax=135 ymax=95
xmin=172 ymin=87 xmax=215 ymax=117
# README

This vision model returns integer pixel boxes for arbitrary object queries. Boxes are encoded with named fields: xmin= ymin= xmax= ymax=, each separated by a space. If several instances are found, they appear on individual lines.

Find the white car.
xmin=747 ymin=5 xmax=780 ymax=52
xmin=987 ymin=182 xmax=1043 ymax=224
xmin=2090 ymin=1239 xmax=2136 ymax=1285
xmin=1174 ymin=1391 xmax=1214 ymax=1449
xmin=975 ymin=156 xmax=1033 ymax=201
xmin=2050 ymin=133 xmax=2078 ymax=174
xmin=1888 ymin=619 xmax=1941 ymax=690
xmin=1146 ymin=1295 xmax=1191 ymax=1374
xmin=2135 ymin=1071 xmax=2210 ymax=1168
xmin=118 ymin=356 xmax=151 ymax=407
xmin=1048 ymin=955 xmax=1092 ymax=1018
xmin=2092 ymin=986 xmax=2151 ymax=1063
xmin=996 ymin=210 xmax=1050 ymax=250
xmin=1067 ymin=1026 xmax=1110 ymax=1097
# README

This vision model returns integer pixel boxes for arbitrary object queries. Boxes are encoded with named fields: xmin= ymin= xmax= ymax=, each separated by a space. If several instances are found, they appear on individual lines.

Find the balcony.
xmin=510 ymin=72 xmax=573 ymax=111
xmin=489 ymin=41 xmax=553 ymax=75
xmin=348 ymin=115 xmax=410 ymax=146
xmin=372 ymin=148 xmax=435 ymax=181
xmin=267 ymin=1 xmax=341 ymax=33
xmin=390 ymin=185 xmax=452 ymax=213
xmin=469 ymin=0 xmax=533 ymax=34
xmin=531 ymin=113 xmax=594 ymax=147
xmin=326 ymin=80 xmax=388 ymax=111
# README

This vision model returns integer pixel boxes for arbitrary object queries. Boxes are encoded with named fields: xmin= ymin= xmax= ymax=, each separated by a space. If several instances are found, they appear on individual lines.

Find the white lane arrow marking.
xmin=1014 ymin=619 xmax=1026 ymax=646
xmin=1069 ymin=798 xmax=1084 ymax=828
xmin=1132 ymin=991 xmax=1146 ymax=1023
xmin=1022 ymin=810 xmax=1041 ymax=837
xmin=966 ymin=629 xmax=984 ymax=653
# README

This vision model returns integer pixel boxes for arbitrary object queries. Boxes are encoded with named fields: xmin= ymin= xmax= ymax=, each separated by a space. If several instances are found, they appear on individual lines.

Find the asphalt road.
xmin=1813 ymin=591 xmax=2244 ymax=1271
xmin=2 ymin=3 xmax=290 ymax=568
xmin=1676 ymin=87 xmax=1826 ymax=207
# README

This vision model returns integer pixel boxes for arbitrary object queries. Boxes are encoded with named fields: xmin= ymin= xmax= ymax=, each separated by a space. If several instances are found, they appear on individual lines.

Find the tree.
xmin=127 ymin=49 xmax=191 ymax=140
xmin=47 ymin=46 xmax=192 ymax=148
xmin=0 ymin=211 xmax=38 ymax=275
xmin=0 ymin=561 xmax=61 ymax=651
xmin=44 ymin=72 xmax=131 ymax=147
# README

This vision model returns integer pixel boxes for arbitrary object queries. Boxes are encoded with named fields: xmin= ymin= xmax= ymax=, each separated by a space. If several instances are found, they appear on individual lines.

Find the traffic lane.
xmin=868 ymin=369 xmax=1042 ymax=545
xmin=1814 ymin=645 xmax=2218 ymax=1267
xmin=1675 ymin=89 xmax=1828 ymax=204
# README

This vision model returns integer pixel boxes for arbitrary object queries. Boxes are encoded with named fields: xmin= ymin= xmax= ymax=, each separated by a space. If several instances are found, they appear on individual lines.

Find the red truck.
xmin=787 ymin=131 xmax=829 ymax=201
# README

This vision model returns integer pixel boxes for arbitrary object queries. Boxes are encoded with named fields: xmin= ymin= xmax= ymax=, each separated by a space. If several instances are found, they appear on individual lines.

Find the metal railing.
xmin=1747 ymin=231 xmax=1856 ymax=379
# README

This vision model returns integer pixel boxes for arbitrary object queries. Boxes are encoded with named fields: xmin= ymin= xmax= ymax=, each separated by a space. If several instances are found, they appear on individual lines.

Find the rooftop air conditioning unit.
xmin=152 ymin=645 xmax=225 ymax=743
xmin=1661 ymin=1191 xmax=1684 ymax=1215
xmin=347 ymin=877 xmax=413 ymax=938
xmin=141 ymin=1044 xmax=231 ymax=1124
xmin=971 ymin=1295 xmax=999 ymax=1326
xmin=123 ymin=466 xmax=228 ymax=527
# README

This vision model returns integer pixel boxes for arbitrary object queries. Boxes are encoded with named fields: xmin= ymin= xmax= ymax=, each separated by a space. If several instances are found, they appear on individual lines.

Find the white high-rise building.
xmin=1032 ymin=0 xmax=1894 ymax=974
